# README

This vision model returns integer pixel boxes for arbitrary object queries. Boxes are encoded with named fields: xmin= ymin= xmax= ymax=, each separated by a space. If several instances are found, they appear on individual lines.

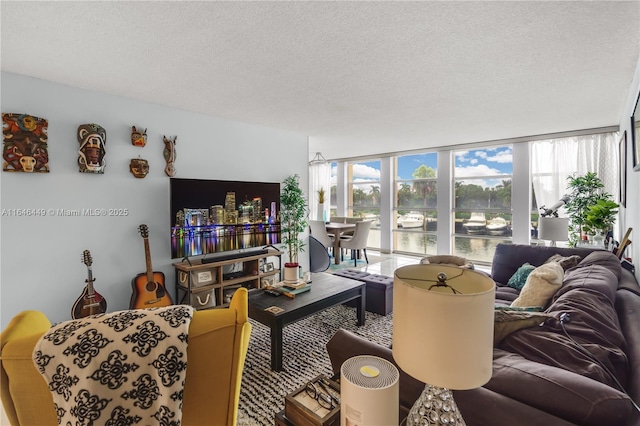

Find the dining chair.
xmin=339 ymin=220 xmax=372 ymax=266
xmin=309 ymin=220 xmax=335 ymax=253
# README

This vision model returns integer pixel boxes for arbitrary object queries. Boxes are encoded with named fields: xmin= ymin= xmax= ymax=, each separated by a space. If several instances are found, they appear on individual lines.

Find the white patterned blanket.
xmin=33 ymin=305 xmax=194 ymax=426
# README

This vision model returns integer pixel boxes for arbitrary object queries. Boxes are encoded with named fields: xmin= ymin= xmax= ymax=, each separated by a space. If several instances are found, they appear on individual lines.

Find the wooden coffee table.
xmin=248 ymin=273 xmax=366 ymax=371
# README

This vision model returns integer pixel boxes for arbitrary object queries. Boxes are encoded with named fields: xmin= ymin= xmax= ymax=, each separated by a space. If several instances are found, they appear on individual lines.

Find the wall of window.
xmin=393 ymin=152 xmax=438 ymax=255
xmin=324 ymin=129 xmax=618 ymax=263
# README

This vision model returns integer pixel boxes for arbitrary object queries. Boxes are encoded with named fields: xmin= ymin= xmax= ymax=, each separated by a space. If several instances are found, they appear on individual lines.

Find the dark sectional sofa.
xmin=326 ymin=244 xmax=640 ymax=426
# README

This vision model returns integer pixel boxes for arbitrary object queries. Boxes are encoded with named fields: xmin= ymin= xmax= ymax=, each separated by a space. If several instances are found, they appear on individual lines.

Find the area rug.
xmin=237 ymin=305 xmax=392 ymax=425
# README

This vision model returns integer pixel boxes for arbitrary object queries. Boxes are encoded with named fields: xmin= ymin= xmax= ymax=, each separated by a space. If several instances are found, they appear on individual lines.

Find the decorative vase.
xmin=593 ymin=232 xmax=605 ymax=247
xmin=284 ymin=263 xmax=299 ymax=284
xmin=317 ymin=202 xmax=324 ymax=221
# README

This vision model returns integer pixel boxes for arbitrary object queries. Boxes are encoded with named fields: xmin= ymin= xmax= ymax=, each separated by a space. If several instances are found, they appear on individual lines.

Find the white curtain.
xmin=531 ymin=132 xmax=618 ymax=217
xmin=309 ymin=162 xmax=331 ymax=222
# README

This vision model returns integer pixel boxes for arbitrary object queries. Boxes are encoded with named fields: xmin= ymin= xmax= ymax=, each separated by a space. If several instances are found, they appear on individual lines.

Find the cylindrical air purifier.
xmin=340 ymin=355 xmax=399 ymax=426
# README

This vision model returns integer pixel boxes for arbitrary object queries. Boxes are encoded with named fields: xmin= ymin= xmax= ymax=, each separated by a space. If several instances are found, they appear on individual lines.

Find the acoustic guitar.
xmin=71 ymin=250 xmax=107 ymax=319
xmin=130 ymin=224 xmax=173 ymax=309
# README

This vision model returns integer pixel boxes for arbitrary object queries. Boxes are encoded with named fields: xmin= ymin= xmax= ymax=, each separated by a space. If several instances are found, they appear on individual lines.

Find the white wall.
xmin=619 ymin=56 xmax=640 ymax=279
xmin=0 ymin=72 xmax=309 ymax=326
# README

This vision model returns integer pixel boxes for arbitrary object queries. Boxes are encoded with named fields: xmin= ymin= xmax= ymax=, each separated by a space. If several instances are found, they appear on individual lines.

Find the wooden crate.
xmin=285 ymin=375 xmax=340 ymax=426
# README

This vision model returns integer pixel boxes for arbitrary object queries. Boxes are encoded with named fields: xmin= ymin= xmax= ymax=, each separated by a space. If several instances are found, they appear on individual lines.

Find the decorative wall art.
xmin=131 ymin=126 xmax=147 ymax=147
xmin=2 ymin=113 xmax=49 ymax=172
xmin=78 ymin=123 xmax=106 ymax=173
xmin=129 ymin=157 xmax=149 ymax=178
xmin=163 ymin=135 xmax=177 ymax=177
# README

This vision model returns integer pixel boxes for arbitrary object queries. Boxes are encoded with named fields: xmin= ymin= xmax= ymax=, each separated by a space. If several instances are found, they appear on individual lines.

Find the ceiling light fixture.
xmin=309 ymin=152 xmax=327 ymax=165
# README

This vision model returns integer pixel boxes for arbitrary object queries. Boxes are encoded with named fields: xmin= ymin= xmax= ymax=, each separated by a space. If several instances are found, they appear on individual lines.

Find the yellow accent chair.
xmin=1 ymin=288 xmax=251 ymax=426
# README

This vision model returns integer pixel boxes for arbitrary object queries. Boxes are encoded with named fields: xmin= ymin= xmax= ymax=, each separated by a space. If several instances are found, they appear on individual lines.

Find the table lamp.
xmin=393 ymin=264 xmax=495 ymax=426
xmin=538 ymin=217 xmax=569 ymax=246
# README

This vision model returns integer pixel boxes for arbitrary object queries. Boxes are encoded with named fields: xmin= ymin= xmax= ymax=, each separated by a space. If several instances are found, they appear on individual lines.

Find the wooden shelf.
xmin=173 ymin=249 xmax=283 ymax=310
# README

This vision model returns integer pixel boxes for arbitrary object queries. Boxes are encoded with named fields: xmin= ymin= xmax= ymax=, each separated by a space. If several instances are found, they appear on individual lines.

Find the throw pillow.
xmin=511 ymin=262 xmax=564 ymax=308
xmin=506 ymin=263 xmax=535 ymax=291
xmin=494 ymin=310 xmax=554 ymax=345
xmin=544 ymin=254 xmax=582 ymax=271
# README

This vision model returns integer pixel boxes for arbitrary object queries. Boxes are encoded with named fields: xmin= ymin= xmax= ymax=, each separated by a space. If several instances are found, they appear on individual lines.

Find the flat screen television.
xmin=170 ymin=178 xmax=281 ymax=260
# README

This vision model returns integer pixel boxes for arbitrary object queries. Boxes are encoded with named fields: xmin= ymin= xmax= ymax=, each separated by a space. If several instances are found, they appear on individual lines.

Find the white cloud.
xmin=486 ymin=149 xmax=513 ymax=163
xmin=475 ymin=151 xmax=488 ymax=159
xmin=469 ymin=159 xmax=478 ymax=165
xmin=455 ymin=151 xmax=469 ymax=163
xmin=352 ymin=164 xmax=380 ymax=180
xmin=455 ymin=164 xmax=501 ymax=178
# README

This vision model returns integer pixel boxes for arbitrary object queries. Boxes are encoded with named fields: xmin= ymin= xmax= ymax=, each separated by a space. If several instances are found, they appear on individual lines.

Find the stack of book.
xmin=272 ymin=280 xmax=311 ymax=298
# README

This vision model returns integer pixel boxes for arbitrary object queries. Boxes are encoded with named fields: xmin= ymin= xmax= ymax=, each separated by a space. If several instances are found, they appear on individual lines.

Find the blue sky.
xmin=331 ymin=146 xmax=513 ymax=189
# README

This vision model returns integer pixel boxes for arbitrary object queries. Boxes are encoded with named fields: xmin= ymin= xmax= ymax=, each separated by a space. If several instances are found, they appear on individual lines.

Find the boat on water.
xmin=397 ymin=212 xmax=425 ymax=229
xmin=463 ymin=212 xmax=487 ymax=234
xmin=486 ymin=217 xmax=509 ymax=235
xmin=360 ymin=214 xmax=381 ymax=227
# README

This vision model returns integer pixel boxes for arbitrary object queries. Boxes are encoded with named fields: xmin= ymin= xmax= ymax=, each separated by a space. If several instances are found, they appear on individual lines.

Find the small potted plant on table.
xmin=317 ymin=187 xmax=326 ymax=221
xmin=281 ymin=174 xmax=308 ymax=283
xmin=583 ymin=199 xmax=619 ymax=247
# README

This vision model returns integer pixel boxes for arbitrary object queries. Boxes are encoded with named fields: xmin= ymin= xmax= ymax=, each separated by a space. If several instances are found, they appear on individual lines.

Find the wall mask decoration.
xmin=163 ymin=135 xmax=177 ymax=177
xmin=2 ymin=113 xmax=49 ymax=172
xmin=131 ymin=126 xmax=147 ymax=147
xmin=78 ymin=124 xmax=107 ymax=174
xmin=129 ymin=157 xmax=149 ymax=178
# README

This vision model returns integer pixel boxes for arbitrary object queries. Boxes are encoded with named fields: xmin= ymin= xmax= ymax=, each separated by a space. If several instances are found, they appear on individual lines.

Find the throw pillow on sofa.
xmin=511 ymin=262 xmax=564 ymax=308
xmin=506 ymin=263 xmax=535 ymax=290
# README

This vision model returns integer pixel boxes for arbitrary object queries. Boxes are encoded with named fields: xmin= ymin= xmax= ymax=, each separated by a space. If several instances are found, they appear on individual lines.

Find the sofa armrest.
xmin=617 ymin=284 xmax=640 ymax=426
xmin=326 ymin=328 xmax=424 ymax=411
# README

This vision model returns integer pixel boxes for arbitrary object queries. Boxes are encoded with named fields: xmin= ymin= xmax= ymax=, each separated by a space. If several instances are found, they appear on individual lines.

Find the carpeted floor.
xmin=237 ymin=305 xmax=392 ymax=425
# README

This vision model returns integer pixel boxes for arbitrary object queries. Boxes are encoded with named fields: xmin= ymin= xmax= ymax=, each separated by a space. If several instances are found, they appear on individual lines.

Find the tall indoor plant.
xmin=281 ymin=174 xmax=308 ymax=282
xmin=564 ymin=172 xmax=615 ymax=246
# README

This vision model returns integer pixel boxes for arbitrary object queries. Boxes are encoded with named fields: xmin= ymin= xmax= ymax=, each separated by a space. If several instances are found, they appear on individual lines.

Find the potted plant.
xmin=280 ymin=174 xmax=308 ymax=283
xmin=564 ymin=172 xmax=613 ymax=246
xmin=583 ymin=199 xmax=619 ymax=246
xmin=317 ymin=187 xmax=326 ymax=221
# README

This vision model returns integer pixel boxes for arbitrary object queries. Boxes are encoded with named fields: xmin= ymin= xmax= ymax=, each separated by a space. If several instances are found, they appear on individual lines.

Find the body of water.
xmin=367 ymin=229 xmax=512 ymax=263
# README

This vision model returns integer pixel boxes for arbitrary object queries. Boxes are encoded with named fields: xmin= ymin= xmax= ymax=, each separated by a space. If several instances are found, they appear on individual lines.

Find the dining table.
xmin=325 ymin=222 xmax=356 ymax=264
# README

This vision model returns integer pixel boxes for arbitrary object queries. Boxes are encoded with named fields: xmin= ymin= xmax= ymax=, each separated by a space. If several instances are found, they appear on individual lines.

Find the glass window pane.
xmin=453 ymin=146 xmax=512 ymax=263
xmin=348 ymin=160 xmax=381 ymax=249
xmin=330 ymin=162 xmax=337 ymax=208
xmin=393 ymin=152 xmax=438 ymax=255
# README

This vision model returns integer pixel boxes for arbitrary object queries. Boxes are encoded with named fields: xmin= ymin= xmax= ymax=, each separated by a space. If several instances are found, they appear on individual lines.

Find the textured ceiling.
xmin=2 ymin=1 xmax=639 ymax=161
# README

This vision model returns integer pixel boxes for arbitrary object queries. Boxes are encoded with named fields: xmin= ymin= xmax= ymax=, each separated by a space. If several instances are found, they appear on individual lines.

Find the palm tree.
xmin=370 ymin=185 xmax=381 ymax=205
xmin=412 ymin=165 xmax=436 ymax=207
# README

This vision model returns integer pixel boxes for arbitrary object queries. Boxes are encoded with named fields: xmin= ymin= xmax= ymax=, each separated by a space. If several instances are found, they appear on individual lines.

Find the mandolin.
xmin=71 ymin=250 xmax=107 ymax=319
xmin=130 ymin=224 xmax=173 ymax=309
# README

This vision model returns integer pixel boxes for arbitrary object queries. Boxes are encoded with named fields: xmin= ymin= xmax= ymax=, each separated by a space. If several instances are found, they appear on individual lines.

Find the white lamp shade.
xmin=538 ymin=217 xmax=569 ymax=241
xmin=392 ymin=264 xmax=495 ymax=390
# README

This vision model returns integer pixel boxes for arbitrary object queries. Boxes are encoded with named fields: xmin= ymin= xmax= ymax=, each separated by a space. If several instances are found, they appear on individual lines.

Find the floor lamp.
xmin=538 ymin=217 xmax=569 ymax=246
xmin=393 ymin=264 xmax=495 ymax=426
